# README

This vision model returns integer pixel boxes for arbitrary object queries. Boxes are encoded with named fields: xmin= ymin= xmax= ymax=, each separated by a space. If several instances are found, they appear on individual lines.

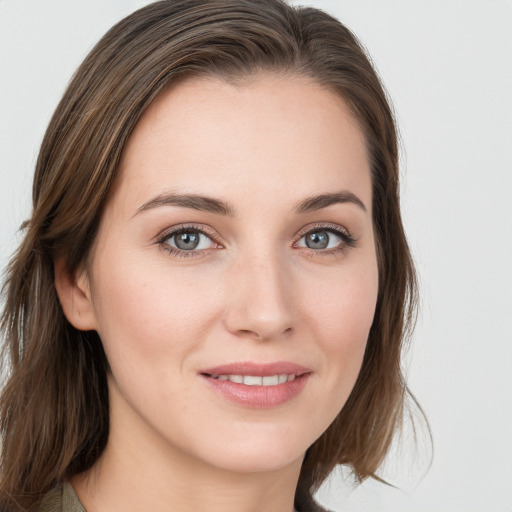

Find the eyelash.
xmin=155 ymin=223 xmax=357 ymax=259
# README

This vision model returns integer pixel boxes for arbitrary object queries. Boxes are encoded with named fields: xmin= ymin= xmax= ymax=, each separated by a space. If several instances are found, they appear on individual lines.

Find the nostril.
xmin=234 ymin=326 xmax=293 ymax=341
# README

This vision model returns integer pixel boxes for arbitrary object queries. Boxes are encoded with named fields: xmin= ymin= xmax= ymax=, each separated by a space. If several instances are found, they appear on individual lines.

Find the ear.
xmin=54 ymin=257 xmax=98 ymax=331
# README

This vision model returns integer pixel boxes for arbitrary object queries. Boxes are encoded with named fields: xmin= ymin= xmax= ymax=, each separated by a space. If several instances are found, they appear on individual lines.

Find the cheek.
xmin=306 ymin=258 xmax=377 ymax=334
xmin=89 ymin=251 xmax=222 ymax=369
xmin=302 ymin=260 xmax=378 ymax=385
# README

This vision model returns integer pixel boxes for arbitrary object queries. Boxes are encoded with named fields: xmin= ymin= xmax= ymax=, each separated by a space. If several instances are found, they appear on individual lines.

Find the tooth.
xmin=243 ymin=375 xmax=263 ymax=386
xmin=262 ymin=375 xmax=279 ymax=386
xmin=217 ymin=374 xmax=297 ymax=386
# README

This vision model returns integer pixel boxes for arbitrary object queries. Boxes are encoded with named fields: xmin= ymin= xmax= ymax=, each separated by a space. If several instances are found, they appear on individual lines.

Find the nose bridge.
xmin=224 ymin=244 xmax=294 ymax=340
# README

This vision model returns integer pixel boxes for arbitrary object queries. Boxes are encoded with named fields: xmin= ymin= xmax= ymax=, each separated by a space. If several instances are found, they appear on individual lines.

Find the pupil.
xmin=175 ymin=231 xmax=199 ymax=250
xmin=306 ymin=231 xmax=329 ymax=249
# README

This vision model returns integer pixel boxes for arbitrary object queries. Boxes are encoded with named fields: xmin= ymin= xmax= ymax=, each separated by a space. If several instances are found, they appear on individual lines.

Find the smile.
xmin=200 ymin=362 xmax=311 ymax=408
xmin=209 ymin=374 xmax=296 ymax=385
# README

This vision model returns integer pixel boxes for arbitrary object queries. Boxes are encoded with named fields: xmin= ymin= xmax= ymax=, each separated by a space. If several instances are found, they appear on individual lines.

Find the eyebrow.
xmin=294 ymin=191 xmax=367 ymax=214
xmin=134 ymin=192 xmax=236 ymax=217
xmin=134 ymin=189 xmax=366 ymax=218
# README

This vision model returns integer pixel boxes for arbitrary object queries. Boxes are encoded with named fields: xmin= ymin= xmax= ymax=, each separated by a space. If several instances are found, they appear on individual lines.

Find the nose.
xmin=223 ymin=249 xmax=295 ymax=341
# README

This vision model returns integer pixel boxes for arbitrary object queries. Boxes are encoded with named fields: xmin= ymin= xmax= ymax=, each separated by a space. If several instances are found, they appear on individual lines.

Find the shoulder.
xmin=37 ymin=486 xmax=62 ymax=512
xmin=38 ymin=483 xmax=85 ymax=512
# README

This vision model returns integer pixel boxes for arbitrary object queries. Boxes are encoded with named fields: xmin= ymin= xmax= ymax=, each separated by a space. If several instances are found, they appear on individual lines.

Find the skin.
xmin=56 ymin=74 xmax=379 ymax=512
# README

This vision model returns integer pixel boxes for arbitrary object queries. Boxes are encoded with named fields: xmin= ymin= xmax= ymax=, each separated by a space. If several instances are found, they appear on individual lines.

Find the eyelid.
xmin=294 ymin=222 xmax=353 ymax=241
xmin=156 ymin=223 xmax=221 ymax=243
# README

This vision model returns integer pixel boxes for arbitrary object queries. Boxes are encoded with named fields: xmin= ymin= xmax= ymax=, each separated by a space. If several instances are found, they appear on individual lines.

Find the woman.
xmin=0 ymin=1 xmax=418 ymax=511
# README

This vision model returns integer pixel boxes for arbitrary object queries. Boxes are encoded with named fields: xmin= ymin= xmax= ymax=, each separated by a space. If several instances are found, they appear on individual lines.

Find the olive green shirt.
xmin=38 ymin=483 xmax=86 ymax=512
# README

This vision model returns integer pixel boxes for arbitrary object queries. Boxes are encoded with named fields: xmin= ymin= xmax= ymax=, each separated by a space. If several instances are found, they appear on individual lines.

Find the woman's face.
xmin=80 ymin=75 xmax=378 ymax=474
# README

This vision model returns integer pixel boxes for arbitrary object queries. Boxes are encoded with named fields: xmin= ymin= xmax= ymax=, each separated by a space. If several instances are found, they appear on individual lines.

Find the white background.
xmin=1 ymin=1 xmax=511 ymax=511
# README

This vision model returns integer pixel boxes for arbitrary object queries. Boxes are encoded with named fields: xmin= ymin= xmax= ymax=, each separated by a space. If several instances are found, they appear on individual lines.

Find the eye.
xmin=297 ymin=230 xmax=341 ymax=250
xmin=295 ymin=226 xmax=356 ymax=253
xmin=160 ymin=227 xmax=217 ymax=252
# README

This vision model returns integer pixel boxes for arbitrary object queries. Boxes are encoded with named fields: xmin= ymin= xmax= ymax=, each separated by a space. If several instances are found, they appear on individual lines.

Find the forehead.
xmin=114 ymin=74 xmax=371 ymax=213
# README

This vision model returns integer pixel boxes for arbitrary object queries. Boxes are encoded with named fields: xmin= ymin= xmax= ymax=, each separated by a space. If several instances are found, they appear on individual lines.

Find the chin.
xmin=208 ymin=448 xmax=305 ymax=475
xmin=188 ymin=423 xmax=314 ymax=474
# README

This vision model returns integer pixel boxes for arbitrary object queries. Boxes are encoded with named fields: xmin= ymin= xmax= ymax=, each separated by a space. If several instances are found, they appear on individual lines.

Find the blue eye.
xmin=164 ymin=229 xmax=215 ymax=251
xmin=295 ymin=226 xmax=356 ymax=254
xmin=297 ymin=230 xmax=343 ymax=250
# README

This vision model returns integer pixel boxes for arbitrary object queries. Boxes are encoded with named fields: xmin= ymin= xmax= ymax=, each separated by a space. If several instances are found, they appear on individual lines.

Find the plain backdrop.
xmin=1 ymin=1 xmax=511 ymax=511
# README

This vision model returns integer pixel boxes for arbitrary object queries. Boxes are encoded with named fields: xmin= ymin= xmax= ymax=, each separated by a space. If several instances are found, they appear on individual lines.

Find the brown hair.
xmin=0 ymin=1 xmax=419 ymax=510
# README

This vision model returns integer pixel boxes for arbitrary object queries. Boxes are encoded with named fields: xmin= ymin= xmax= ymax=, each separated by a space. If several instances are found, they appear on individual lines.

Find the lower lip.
xmin=201 ymin=374 xmax=310 ymax=408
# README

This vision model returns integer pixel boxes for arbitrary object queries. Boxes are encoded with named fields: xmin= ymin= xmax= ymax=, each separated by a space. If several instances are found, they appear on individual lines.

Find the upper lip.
xmin=200 ymin=361 xmax=311 ymax=377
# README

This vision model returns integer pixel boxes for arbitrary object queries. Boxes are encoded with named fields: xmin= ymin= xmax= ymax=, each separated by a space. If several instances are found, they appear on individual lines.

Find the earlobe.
xmin=54 ymin=257 xmax=98 ymax=331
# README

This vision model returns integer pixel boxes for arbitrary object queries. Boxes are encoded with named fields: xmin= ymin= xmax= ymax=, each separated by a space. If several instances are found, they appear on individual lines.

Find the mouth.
xmin=199 ymin=362 xmax=311 ymax=408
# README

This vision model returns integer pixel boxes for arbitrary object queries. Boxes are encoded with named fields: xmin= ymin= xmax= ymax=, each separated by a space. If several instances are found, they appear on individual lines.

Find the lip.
xmin=199 ymin=361 xmax=312 ymax=409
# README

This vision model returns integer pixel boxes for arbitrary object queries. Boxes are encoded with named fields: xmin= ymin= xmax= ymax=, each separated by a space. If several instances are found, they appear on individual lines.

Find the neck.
xmin=71 ymin=384 xmax=303 ymax=512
